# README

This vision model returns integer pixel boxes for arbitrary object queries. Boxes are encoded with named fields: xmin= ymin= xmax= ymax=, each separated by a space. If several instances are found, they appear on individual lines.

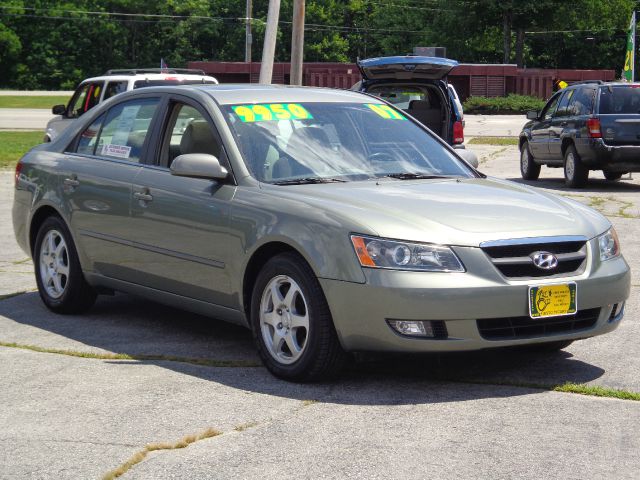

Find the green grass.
xmin=0 ymin=131 xmax=45 ymax=168
xmin=553 ymin=382 xmax=640 ymax=401
xmin=467 ymin=137 xmax=519 ymax=146
xmin=102 ymin=427 xmax=222 ymax=480
xmin=0 ymin=95 xmax=69 ymax=109
xmin=0 ymin=341 xmax=261 ymax=368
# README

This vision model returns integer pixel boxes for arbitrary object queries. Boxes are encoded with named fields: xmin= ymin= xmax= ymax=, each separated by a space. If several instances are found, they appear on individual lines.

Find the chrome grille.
xmin=480 ymin=237 xmax=588 ymax=279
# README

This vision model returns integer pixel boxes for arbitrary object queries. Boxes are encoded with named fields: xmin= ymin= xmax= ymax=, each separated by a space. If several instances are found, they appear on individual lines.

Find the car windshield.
xmin=222 ymin=102 xmax=472 ymax=183
xmin=599 ymin=85 xmax=640 ymax=114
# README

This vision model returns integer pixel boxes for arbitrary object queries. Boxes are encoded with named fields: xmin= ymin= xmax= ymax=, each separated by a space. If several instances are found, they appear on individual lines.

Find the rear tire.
xmin=520 ymin=141 xmax=540 ymax=180
xmin=563 ymin=145 xmax=588 ymax=188
xmin=250 ymin=252 xmax=348 ymax=382
xmin=603 ymin=171 xmax=623 ymax=182
xmin=34 ymin=216 xmax=96 ymax=314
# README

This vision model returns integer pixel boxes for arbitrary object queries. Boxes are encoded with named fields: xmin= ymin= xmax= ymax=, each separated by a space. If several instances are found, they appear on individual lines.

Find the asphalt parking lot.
xmin=1 ymin=142 xmax=639 ymax=479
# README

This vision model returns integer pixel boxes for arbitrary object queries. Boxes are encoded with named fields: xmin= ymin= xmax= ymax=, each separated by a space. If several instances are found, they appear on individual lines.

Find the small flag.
xmin=623 ymin=12 xmax=635 ymax=82
xmin=160 ymin=58 xmax=168 ymax=71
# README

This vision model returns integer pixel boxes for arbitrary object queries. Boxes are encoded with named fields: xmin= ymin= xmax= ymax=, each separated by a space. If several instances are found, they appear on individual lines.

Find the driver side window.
xmin=161 ymin=103 xmax=226 ymax=169
xmin=542 ymin=94 xmax=561 ymax=121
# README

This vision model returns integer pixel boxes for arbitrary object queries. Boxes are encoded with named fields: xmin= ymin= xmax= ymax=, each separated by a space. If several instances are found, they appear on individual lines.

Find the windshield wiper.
xmin=382 ymin=173 xmax=459 ymax=180
xmin=272 ymin=177 xmax=347 ymax=185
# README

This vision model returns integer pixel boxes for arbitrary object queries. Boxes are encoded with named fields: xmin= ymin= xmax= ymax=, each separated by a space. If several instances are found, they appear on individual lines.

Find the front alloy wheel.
xmin=259 ymin=275 xmax=309 ymax=365
xmin=251 ymin=252 xmax=348 ymax=381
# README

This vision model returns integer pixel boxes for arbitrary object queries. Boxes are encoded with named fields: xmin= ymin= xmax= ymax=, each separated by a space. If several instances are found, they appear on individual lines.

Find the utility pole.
xmin=245 ymin=0 xmax=252 ymax=63
xmin=259 ymin=0 xmax=281 ymax=84
xmin=290 ymin=0 xmax=305 ymax=85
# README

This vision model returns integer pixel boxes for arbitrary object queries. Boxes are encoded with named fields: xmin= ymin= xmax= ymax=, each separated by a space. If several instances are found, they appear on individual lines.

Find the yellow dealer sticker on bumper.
xmin=231 ymin=103 xmax=313 ymax=122
xmin=529 ymin=283 xmax=577 ymax=318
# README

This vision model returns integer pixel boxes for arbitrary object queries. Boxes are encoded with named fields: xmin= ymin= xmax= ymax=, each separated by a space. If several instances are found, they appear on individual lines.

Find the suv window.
xmin=162 ymin=103 xmax=225 ymax=168
xmin=67 ymin=82 xmax=103 ymax=118
xmin=94 ymin=98 xmax=160 ymax=163
xmin=541 ymin=93 xmax=562 ymax=120
xmin=569 ymin=87 xmax=595 ymax=115
xmin=599 ymin=85 xmax=640 ymax=114
xmin=554 ymin=89 xmax=575 ymax=117
xmin=104 ymin=81 xmax=128 ymax=100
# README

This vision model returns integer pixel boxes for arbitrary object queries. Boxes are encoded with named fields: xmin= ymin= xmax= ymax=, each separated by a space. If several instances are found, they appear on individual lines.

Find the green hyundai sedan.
xmin=12 ymin=84 xmax=630 ymax=381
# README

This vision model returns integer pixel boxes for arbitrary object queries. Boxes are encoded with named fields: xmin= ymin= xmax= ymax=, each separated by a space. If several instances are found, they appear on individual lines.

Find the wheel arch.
xmin=29 ymin=205 xmax=65 ymax=255
xmin=241 ymin=241 xmax=311 ymax=321
xmin=561 ymin=137 xmax=575 ymax=157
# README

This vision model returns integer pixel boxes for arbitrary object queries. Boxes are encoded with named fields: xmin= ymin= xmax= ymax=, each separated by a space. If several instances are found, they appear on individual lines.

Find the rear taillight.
xmin=14 ymin=161 xmax=23 ymax=187
xmin=587 ymin=118 xmax=602 ymax=138
xmin=453 ymin=120 xmax=464 ymax=144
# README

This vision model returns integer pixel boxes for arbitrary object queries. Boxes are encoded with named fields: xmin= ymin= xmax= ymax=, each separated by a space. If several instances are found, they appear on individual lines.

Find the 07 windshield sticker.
xmin=231 ymin=103 xmax=313 ymax=122
xmin=366 ymin=104 xmax=407 ymax=120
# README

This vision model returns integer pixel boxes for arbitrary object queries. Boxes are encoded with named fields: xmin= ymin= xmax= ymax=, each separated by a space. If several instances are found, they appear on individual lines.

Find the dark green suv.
xmin=519 ymin=81 xmax=640 ymax=187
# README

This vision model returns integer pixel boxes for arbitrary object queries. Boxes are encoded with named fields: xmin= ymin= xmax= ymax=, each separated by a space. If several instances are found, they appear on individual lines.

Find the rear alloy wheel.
xmin=251 ymin=252 xmax=348 ymax=381
xmin=520 ymin=141 xmax=540 ymax=180
xmin=563 ymin=145 xmax=589 ymax=188
xmin=34 ymin=216 xmax=96 ymax=314
xmin=603 ymin=171 xmax=623 ymax=182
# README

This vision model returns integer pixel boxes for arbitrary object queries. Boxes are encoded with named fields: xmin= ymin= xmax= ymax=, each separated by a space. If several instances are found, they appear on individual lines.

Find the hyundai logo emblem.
xmin=531 ymin=251 xmax=559 ymax=270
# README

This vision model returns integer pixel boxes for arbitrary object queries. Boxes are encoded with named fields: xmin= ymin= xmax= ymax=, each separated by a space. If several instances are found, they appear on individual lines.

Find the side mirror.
xmin=526 ymin=110 xmax=539 ymax=120
xmin=456 ymin=147 xmax=479 ymax=168
xmin=52 ymin=104 xmax=66 ymax=115
xmin=170 ymin=153 xmax=228 ymax=180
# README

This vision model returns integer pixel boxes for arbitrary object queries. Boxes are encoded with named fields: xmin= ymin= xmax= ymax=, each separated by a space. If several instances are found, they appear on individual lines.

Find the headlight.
xmin=350 ymin=235 xmax=465 ymax=272
xmin=598 ymin=228 xmax=621 ymax=261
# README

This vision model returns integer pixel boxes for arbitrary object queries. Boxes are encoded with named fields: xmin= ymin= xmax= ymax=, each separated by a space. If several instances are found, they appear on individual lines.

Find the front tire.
xmin=520 ymin=141 xmax=540 ymax=180
xmin=564 ymin=145 xmax=589 ymax=188
xmin=34 ymin=216 xmax=96 ymax=314
xmin=250 ymin=252 xmax=348 ymax=382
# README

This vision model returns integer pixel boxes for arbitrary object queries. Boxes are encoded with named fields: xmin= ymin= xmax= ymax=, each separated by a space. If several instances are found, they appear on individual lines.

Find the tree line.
xmin=0 ymin=0 xmax=635 ymax=90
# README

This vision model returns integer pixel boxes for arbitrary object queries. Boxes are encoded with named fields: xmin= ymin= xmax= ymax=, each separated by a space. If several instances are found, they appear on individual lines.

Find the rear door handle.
xmin=63 ymin=175 xmax=79 ymax=187
xmin=133 ymin=189 xmax=153 ymax=203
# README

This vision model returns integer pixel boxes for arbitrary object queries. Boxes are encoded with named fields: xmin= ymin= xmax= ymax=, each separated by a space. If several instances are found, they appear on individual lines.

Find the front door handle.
xmin=133 ymin=189 xmax=153 ymax=204
xmin=560 ymin=121 xmax=568 ymax=126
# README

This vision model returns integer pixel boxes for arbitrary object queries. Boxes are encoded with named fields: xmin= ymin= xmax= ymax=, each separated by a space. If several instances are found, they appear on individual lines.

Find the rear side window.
xmin=93 ymin=98 xmax=160 ymax=163
xmin=76 ymin=113 xmax=105 ymax=155
xmin=599 ymin=86 xmax=640 ymax=114
xmin=104 ymin=81 xmax=128 ymax=100
xmin=569 ymin=87 xmax=595 ymax=115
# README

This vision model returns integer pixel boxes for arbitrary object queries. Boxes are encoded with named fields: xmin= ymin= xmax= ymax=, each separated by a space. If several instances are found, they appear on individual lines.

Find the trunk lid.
xmin=358 ymin=56 xmax=458 ymax=82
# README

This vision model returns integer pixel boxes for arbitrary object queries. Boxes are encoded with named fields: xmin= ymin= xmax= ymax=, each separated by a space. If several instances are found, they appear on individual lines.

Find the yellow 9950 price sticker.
xmin=231 ymin=103 xmax=313 ymax=122
xmin=366 ymin=104 xmax=407 ymax=120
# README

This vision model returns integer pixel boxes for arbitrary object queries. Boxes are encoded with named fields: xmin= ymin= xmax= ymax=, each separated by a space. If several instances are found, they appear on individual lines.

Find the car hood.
xmin=358 ymin=56 xmax=458 ymax=81
xmin=262 ymin=177 xmax=610 ymax=246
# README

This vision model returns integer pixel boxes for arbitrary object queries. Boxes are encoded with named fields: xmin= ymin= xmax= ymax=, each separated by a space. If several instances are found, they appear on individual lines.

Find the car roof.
xmin=81 ymin=73 xmax=218 ymax=83
xmin=158 ymin=84 xmax=381 ymax=105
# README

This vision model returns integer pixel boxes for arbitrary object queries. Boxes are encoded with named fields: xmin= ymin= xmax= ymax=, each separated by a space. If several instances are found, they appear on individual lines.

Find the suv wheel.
xmin=520 ymin=141 xmax=540 ymax=180
xmin=34 ymin=216 xmax=97 ymax=313
xmin=563 ymin=145 xmax=588 ymax=188
xmin=603 ymin=171 xmax=623 ymax=182
xmin=250 ymin=252 xmax=348 ymax=382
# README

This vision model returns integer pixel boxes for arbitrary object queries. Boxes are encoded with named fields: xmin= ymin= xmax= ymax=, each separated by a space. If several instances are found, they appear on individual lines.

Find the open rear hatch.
xmin=358 ymin=56 xmax=458 ymax=82
xmin=599 ymin=85 xmax=640 ymax=145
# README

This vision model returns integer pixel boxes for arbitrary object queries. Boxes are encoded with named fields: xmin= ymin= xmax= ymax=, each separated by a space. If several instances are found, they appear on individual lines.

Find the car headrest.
xmin=180 ymin=120 xmax=219 ymax=156
xmin=408 ymin=100 xmax=430 ymax=110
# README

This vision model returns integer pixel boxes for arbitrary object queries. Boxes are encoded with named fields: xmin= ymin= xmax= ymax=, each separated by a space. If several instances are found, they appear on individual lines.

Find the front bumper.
xmin=320 ymin=245 xmax=630 ymax=352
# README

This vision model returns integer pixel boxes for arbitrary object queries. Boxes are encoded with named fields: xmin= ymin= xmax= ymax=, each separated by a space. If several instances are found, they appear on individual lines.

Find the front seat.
xmin=179 ymin=120 xmax=220 ymax=158
xmin=407 ymin=99 xmax=442 ymax=134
